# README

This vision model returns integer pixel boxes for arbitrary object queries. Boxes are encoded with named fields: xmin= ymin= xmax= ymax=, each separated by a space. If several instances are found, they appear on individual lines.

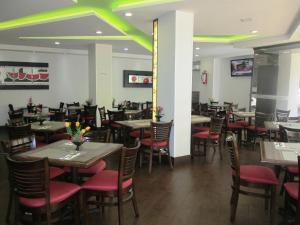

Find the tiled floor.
xmin=0 ymin=133 xmax=285 ymax=225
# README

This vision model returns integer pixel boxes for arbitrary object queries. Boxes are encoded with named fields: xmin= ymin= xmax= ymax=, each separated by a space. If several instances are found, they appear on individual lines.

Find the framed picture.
xmin=0 ymin=61 xmax=49 ymax=90
xmin=123 ymin=70 xmax=153 ymax=88
xmin=231 ymin=58 xmax=253 ymax=77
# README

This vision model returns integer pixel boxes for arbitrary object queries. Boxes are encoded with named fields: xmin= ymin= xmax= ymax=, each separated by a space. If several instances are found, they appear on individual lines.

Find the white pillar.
xmin=88 ymin=44 xmax=112 ymax=126
xmin=157 ymin=11 xmax=194 ymax=158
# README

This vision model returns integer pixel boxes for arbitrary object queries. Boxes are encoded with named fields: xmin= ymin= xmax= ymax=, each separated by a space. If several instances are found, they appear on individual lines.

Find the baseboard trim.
xmin=171 ymin=155 xmax=191 ymax=166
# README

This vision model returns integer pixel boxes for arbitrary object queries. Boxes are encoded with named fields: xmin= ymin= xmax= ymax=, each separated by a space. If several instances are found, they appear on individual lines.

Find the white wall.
xmin=0 ymin=46 xmax=89 ymax=125
xmin=214 ymin=56 xmax=252 ymax=110
xmin=289 ymin=52 xmax=300 ymax=116
xmin=112 ymin=54 xmax=152 ymax=104
xmin=198 ymin=57 xmax=214 ymax=103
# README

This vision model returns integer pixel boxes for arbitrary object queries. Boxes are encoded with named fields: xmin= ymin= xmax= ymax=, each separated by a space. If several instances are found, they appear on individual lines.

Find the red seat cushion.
xmin=192 ymin=131 xmax=219 ymax=140
xmin=236 ymin=120 xmax=248 ymax=127
xmin=49 ymin=167 xmax=65 ymax=179
xmin=19 ymin=181 xmax=80 ymax=208
xmin=111 ymin=123 xmax=122 ymax=129
xmin=129 ymin=130 xmax=151 ymax=138
xmin=227 ymin=123 xmax=243 ymax=129
xmin=64 ymin=160 xmax=106 ymax=175
xmin=81 ymin=170 xmax=132 ymax=191
xmin=284 ymin=182 xmax=299 ymax=200
xmin=287 ymin=166 xmax=299 ymax=174
xmin=194 ymin=127 xmax=210 ymax=132
xmin=36 ymin=141 xmax=46 ymax=149
xmin=49 ymin=133 xmax=71 ymax=142
xmin=246 ymin=125 xmax=268 ymax=132
xmin=101 ymin=120 xmax=109 ymax=125
xmin=141 ymin=138 xmax=168 ymax=149
xmin=237 ymin=165 xmax=278 ymax=185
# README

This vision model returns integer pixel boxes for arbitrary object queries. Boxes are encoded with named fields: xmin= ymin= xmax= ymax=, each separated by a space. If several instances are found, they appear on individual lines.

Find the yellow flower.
xmin=75 ymin=122 xmax=80 ymax=127
xmin=81 ymin=129 xmax=86 ymax=134
xmin=65 ymin=122 xmax=70 ymax=128
xmin=86 ymin=126 xmax=91 ymax=131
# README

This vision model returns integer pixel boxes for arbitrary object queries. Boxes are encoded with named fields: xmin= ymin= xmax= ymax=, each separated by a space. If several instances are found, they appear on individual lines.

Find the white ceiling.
xmin=0 ymin=0 xmax=300 ymax=56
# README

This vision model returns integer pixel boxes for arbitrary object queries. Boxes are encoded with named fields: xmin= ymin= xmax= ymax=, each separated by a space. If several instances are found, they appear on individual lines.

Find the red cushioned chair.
xmin=81 ymin=141 xmax=140 ymax=225
xmin=225 ymin=112 xmax=243 ymax=145
xmin=246 ymin=112 xmax=274 ymax=150
xmin=226 ymin=132 xmax=278 ymax=225
xmin=140 ymin=120 xmax=173 ymax=174
xmin=283 ymin=155 xmax=300 ymax=224
xmin=191 ymin=117 xmax=224 ymax=160
xmin=99 ymin=106 xmax=109 ymax=128
xmin=6 ymin=156 xmax=81 ymax=225
xmin=107 ymin=109 xmax=125 ymax=143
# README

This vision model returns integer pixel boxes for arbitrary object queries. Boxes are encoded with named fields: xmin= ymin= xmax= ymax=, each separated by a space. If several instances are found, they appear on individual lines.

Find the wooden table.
xmin=233 ymin=111 xmax=255 ymax=118
xmin=15 ymin=140 xmax=123 ymax=182
xmin=260 ymin=141 xmax=300 ymax=166
xmin=23 ymin=112 xmax=53 ymax=123
xmin=264 ymin=121 xmax=300 ymax=131
xmin=31 ymin=121 xmax=65 ymax=143
xmin=67 ymin=106 xmax=84 ymax=111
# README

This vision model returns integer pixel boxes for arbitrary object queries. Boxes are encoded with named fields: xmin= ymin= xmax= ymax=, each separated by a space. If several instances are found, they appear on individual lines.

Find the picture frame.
xmin=123 ymin=70 xmax=153 ymax=88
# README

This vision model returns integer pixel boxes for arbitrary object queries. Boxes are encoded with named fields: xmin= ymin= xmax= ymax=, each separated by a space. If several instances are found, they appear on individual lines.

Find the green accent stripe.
xmin=20 ymin=36 xmax=133 ymax=40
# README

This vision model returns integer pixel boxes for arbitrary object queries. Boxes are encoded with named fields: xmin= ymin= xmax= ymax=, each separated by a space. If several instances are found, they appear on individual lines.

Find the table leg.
xmin=71 ymin=167 xmax=79 ymax=183
xmin=140 ymin=128 xmax=145 ymax=139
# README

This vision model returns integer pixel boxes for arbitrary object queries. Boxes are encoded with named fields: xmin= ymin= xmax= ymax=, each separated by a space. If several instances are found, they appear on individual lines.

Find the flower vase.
xmin=155 ymin=115 xmax=162 ymax=122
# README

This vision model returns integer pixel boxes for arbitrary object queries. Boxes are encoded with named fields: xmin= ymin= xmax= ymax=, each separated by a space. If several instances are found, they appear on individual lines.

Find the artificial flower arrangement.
xmin=65 ymin=122 xmax=90 ymax=150
xmin=155 ymin=106 xmax=164 ymax=121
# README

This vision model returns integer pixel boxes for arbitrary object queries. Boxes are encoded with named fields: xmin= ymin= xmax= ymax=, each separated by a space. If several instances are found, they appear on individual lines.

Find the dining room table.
xmin=14 ymin=140 xmax=123 ymax=183
xmin=264 ymin=121 xmax=300 ymax=131
xmin=31 ymin=120 xmax=65 ymax=143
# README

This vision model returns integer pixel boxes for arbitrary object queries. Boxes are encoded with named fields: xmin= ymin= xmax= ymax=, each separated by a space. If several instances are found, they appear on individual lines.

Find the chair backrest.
xmin=118 ymin=141 xmax=141 ymax=185
xmin=84 ymin=105 xmax=97 ymax=116
xmin=73 ymin=102 xmax=80 ymax=106
xmin=223 ymin=102 xmax=233 ymax=111
xmin=59 ymin=102 xmax=64 ymax=111
xmin=8 ymin=104 xmax=14 ymax=112
xmin=128 ymin=102 xmax=140 ymax=110
xmin=107 ymin=110 xmax=125 ymax=122
xmin=210 ymin=101 xmax=219 ymax=105
xmin=146 ymin=101 xmax=152 ymax=109
xmin=200 ymin=103 xmax=208 ymax=113
xmin=279 ymin=125 xmax=300 ymax=143
xmin=276 ymin=109 xmax=290 ymax=122
xmin=8 ymin=111 xmax=24 ymax=126
xmin=255 ymin=112 xmax=274 ymax=128
xmin=150 ymin=120 xmax=173 ymax=142
xmin=6 ymin=156 xmax=49 ymax=200
xmin=52 ymin=111 xmax=66 ymax=121
xmin=210 ymin=117 xmax=224 ymax=134
xmin=98 ymin=107 xmax=107 ymax=122
xmin=48 ymin=108 xmax=60 ymax=113
xmin=127 ymin=111 xmax=143 ymax=120
xmin=142 ymin=108 xmax=152 ymax=119
xmin=6 ymin=124 xmax=34 ymax=155
xmin=27 ymin=104 xmax=37 ymax=113
xmin=225 ymin=132 xmax=240 ymax=179
xmin=85 ymin=128 xmax=111 ymax=143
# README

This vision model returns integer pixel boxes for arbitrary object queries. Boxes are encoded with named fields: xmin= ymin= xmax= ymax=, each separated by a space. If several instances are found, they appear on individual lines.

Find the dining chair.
xmin=224 ymin=112 xmax=243 ymax=145
xmin=81 ymin=141 xmax=141 ymax=225
xmin=107 ymin=110 xmax=125 ymax=143
xmin=276 ymin=109 xmax=290 ymax=122
xmin=226 ymin=132 xmax=278 ymax=225
xmin=52 ymin=111 xmax=66 ymax=121
xmin=8 ymin=111 xmax=25 ymax=126
xmin=63 ymin=128 xmax=109 ymax=177
xmin=246 ymin=111 xmax=274 ymax=150
xmin=279 ymin=125 xmax=300 ymax=195
xmin=83 ymin=105 xmax=98 ymax=128
xmin=140 ymin=121 xmax=173 ymax=174
xmin=6 ymin=156 xmax=81 ymax=225
xmin=128 ymin=102 xmax=140 ymax=110
xmin=59 ymin=102 xmax=64 ymax=112
xmin=146 ymin=101 xmax=152 ymax=109
xmin=283 ymin=155 xmax=300 ymax=224
xmin=98 ymin=106 xmax=109 ymax=128
xmin=67 ymin=103 xmax=81 ymax=122
xmin=191 ymin=117 xmax=224 ymax=161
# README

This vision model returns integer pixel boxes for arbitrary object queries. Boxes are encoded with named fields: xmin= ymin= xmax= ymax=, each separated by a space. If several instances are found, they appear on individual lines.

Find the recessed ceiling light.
xmin=124 ymin=12 xmax=132 ymax=17
xmin=251 ymin=30 xmax=258 ymax=34
xmin=195 ymin=47 xmax=200 ymax=50
xmin=54 ymin=41 xmax=60 ymax=45
xmin=195 ymin=54 xmax=199 ymax=57
xmin=96 ymin=30 xmax=102 ymax=34
xmin=124 ymin=48 xmax=129 ymax=51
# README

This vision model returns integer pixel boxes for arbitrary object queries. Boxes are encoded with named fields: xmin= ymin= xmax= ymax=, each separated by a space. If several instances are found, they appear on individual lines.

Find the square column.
xmin=157 ymin=11 xmax=194 ymax=158
xmin=88 ymin=44 xmax=112 ymax=126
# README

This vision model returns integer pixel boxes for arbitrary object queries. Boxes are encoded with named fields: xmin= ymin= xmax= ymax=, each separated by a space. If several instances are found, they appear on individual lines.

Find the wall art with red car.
xmin=0 ymin=61 xmax=49 ymax=90
xmin=123 ymin=70 xmax=152 ymax=88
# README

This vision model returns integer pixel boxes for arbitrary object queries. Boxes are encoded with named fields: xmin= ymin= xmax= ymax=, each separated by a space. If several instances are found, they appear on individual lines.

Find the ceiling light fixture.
xmin=195 ymin=47 xmax=200 ymax=50
xmin=124 ymin=47 xmax=129 ymax=51
xmin=124 ymin=12 xmax=133 ymax=17
xmin=54 ymin=41 xmax=60 ymax=45
xmin=251 ymin=30 xmax=258 ymax=34
xmin=96 ymin=30 xmax=102 ymax=34
xmin=195 ymin=54 xmax=199 ymax=57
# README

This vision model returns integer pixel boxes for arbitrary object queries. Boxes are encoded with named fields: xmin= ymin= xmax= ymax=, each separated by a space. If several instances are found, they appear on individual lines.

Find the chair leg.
xmin=218 ymin=138 xmax=223 ymax=160
xmin=265 ymin=187 xmax=270 ymax=211
xmin=270 ymin=185 xmax=276 ymax=225
xmin=83 ymin=191 xmax=90 ymax=225
xmin=6 ymin=191 xmax=12 ymax=225
xmin=46 ymin=205 xmax=51 ymax=225
xmin=191 ymin=137 xmax=194 ymax=159
xmin=139 ymin=151 xmax=143 ymax=168
xmin=168 ymin=150 xmax=173 ymax=169
xmin=158 ymin=152 xmax=162 ymax=165
xmin=73 ymin=193 xmax=80 ymax=225
xmin=280 ymin=171 xmax=288 ymax=195
xmin=148 ymin=151 xmax=153 ymax=174
xmin=230 ymin=188 xmax=239 ymax=222
xmin=117 ymin=191 xmax=124 ymax=225
xmin=131 ymin=186 xmax=139 ymax=217
xmin=14 ymin=195 xmax=20 ymax=225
